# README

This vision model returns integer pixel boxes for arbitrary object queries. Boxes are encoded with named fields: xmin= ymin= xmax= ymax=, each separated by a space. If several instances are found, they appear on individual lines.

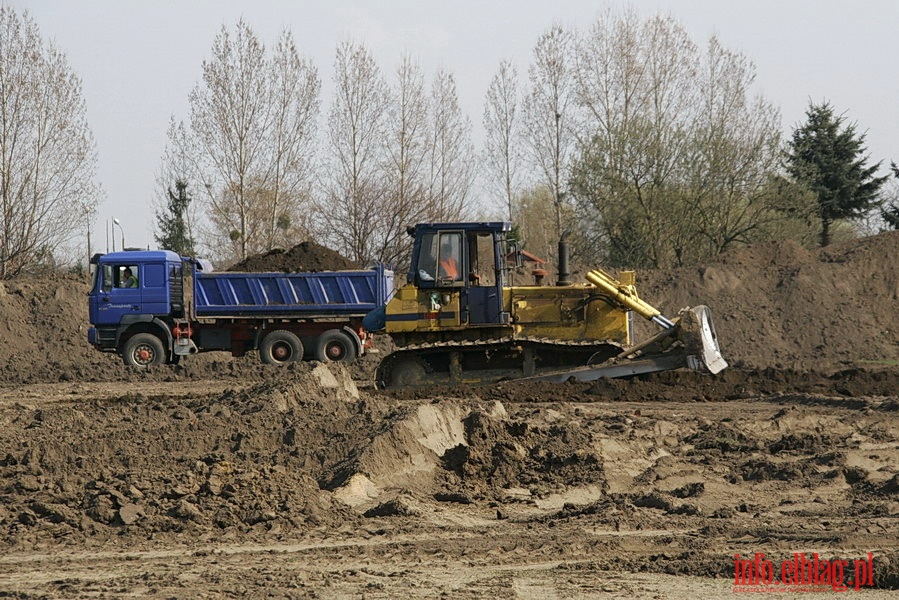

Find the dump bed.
xmin=194 ymin=264 xmax=394 ymax=318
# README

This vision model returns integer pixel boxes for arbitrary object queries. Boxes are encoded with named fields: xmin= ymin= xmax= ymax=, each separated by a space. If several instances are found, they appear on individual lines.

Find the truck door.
xmin=91 ymin=262 xmax=143 ymax=326
xmin=463 ymin=232 xmax=503 ymax=325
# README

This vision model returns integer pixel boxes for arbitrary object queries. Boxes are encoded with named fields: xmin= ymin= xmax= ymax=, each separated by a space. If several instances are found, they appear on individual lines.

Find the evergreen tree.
xmin=881 ymin=162 xmax=899 ymax=229
xmin=785 ymin=101 xmax=888 ymax=246
xmin=155 ymin=180 xmax=195 ymax=255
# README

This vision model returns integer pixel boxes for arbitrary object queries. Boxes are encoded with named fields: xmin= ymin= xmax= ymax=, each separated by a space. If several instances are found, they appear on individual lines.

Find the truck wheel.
xmin=259 ymin=330 xmax=303 ymax=365
xmin=122 ymin=333 xmax=165 ymax=368
xmin=314 ymin=330 xmax=357 ymax=363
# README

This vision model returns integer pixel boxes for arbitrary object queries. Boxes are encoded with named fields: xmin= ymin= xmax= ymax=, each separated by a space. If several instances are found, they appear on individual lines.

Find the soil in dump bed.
xmin=226 ymin=240 xmax=360 ymax=273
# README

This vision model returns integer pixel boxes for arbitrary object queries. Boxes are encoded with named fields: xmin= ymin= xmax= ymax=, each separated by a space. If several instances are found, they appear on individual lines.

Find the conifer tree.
xmin=785 ymin=102 xmax=887 ymax=246
xmin=880 ymin=162 xmax=899 ymax=230
xmin=155 ymin=180 xmax=196 ymax=255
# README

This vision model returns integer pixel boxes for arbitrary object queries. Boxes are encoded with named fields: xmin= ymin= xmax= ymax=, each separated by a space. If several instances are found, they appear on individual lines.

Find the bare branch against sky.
xmin=9 ymin=0 xmax=897 ymax=250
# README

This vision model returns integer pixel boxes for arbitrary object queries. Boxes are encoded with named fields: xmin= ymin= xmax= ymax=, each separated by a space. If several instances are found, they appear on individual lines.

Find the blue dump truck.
xmin=87 ymin=250 xmax=394 ymax=367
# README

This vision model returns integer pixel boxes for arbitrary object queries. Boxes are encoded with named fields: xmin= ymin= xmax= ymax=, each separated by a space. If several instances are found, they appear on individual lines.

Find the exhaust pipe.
xmin=557 ymin=229 xmax=571 ymax=286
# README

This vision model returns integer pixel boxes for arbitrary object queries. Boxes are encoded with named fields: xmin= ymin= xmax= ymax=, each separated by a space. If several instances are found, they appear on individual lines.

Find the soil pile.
xmin=635 ymin=230 xmax=899 ymax=370
xmin=0 ymin=371 xmax=610 ymax=548
xmin=328 ymin=398 xmax=607 ymax=512
xmin=226 ymin=241 xmax=360 ymax=272
xmin=0 ymin=274 xmax=119 ymax=384
xmin=437 ymin=402 xmax=606 ymax=503
xmin=0 ymin=364 xmax=385 ymax=546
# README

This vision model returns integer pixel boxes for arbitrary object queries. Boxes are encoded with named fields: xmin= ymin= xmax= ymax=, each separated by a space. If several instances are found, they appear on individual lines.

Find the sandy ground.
xmin=0 ymin=367 xmax=896 ymax=598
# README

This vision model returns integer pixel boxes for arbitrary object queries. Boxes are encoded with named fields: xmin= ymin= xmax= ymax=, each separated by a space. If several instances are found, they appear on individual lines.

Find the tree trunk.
xmin=820 ymin=218 xmax=831 ymax=247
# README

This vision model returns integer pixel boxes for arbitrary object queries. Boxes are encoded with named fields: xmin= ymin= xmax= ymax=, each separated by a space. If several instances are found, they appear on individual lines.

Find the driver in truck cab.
xmin=419 ymin=235 xmax=462 ymax=282
xmin=120 ymin=267 xmax=138 ymax=288
xmin=438 ymin=238 xmax=461 ymax=281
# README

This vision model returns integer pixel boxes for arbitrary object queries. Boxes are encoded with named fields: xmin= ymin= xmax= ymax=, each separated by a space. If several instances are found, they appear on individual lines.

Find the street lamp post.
xmin=113 ymin=218 xmax=125 ymax=252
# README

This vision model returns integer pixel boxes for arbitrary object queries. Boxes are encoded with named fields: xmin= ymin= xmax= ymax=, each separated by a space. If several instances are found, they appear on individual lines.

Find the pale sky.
xmin=8 ymin=0 xmax=899 ymax=251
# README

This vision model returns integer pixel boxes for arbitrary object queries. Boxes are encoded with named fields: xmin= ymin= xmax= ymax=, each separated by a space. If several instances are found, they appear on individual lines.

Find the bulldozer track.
xmin=376 ymin=336 xmax=624 ymax=388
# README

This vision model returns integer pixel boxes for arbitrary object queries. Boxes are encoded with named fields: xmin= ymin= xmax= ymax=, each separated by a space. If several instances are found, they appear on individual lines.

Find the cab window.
xmin=416 ymin=232 xmax=463 ymax=286
xmin=417 ymin=232 xmax=438 ymax=283
xmin=436 ymin=233 xmax=462 ymax=282
xmin=101 ymin=264 xmax=139 ymax=291
xmin=470 ymin=233 xmax=496 ymax=286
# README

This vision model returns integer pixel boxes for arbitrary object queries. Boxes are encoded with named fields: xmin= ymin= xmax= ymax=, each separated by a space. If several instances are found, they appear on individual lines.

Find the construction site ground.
xmin=0 ymin=233 xmax=897 ymax=598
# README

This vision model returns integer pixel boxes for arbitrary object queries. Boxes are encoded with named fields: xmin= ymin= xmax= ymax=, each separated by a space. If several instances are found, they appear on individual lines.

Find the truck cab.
xmin=89 ymin=251 xmax=184 ymax=324
xmin=88 ymin=250 xmax=186 ymax=362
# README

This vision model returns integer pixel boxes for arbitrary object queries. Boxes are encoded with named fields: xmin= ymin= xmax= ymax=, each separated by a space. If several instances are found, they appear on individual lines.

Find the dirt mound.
xmin=0 ymin=274 xmax=119 ymax=384
xmin=437 ymin=403 xmax=606 ymax=503
xmin=0 ymin=364 xmax=385 ymax=546
xmin=0 ymin=231 xmax=895 ymax=384
xmin=226 ymin=241 xmax=360 ymax=272
xmin=0 ymin=375 xmax=608 ymax=547
xmin=328 ymin=401 xmax=470 ymax=509
xmin=636 ymin=230 xmax=899 ymax=370
xmin=320 ymin=396 xmax=607 ymax=510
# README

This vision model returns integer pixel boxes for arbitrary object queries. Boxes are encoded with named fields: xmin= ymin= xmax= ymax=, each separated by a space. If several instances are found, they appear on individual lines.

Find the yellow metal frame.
xmin=384 ymin=274 xmax=635 ymax=346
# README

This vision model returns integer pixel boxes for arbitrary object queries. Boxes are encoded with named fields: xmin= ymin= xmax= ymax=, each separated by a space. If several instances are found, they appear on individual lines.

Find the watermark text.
xmin=733 ymin=552 xmax=874 ymax=593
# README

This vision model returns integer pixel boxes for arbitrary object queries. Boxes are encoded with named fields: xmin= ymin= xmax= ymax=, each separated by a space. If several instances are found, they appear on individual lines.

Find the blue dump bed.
xmin=194 ymin=264 xmax=394 ymax=318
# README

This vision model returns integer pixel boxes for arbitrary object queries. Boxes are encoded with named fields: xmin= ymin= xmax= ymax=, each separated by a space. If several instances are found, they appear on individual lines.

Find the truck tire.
xmin=314 ymin=329 xmax=357 ymax=363
xmin=122 ymin=333 xmax=165 ymax=368
xmin=259 ymin=330 xmax=304 ymax=365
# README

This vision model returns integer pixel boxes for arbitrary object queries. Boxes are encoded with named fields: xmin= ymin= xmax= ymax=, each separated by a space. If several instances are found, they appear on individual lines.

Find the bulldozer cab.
xmin=409 ymin=222 xmax=511 ymax=325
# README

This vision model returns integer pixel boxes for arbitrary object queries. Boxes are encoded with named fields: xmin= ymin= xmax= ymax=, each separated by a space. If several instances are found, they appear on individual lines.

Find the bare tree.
xmin=155 ymin=118 xmax=202 ymax=253
xmin=266 ymin=30 xmax=320 ymax=247
xmin=188 ymin=19 xmax=269 ymax=261
xmin=687 ymin=36 xmax=784 ymax=256
xmin=483 ymin=60 xmax=522 ymax=222
xmin=320 ymin=50 xmax=474 ymax=266
xmin=318 ymin=41 xmax=389 ymax=264
xmin=375 ymin=54 xmax=431 ymax=267
xmin=0 ymin=8 xmax=99 ymax=278
xmin=569 ymin=10 xmax=788 ymax=268
xmin=571 ymin=10 xmax=697 ymax=267
xmin=427 ymin=68 xmax=476 ymax=222
xmin=165 ymin=20 xmax=320 ymax=263
xmin=523 ymin=24 xmax=575 ymax=240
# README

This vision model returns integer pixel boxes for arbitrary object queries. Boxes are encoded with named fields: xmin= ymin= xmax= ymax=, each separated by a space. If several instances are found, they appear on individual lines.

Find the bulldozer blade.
xmin=517 ymin=305 xmax=728 ymax=384
xmin=525 ymin=353 xmax=690 ymax=383
xmin=676 ymin=305 xmax=728 ymax=374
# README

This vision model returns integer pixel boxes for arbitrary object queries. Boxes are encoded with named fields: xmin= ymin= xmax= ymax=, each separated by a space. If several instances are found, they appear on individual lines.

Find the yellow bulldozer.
xmin=364 ymin=221 xmax=727 ymax=388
